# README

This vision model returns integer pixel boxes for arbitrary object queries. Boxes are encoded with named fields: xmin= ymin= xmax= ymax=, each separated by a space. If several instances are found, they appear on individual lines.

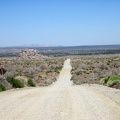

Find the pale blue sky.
xmin=0 ymin=0 xmax=120 ymax=47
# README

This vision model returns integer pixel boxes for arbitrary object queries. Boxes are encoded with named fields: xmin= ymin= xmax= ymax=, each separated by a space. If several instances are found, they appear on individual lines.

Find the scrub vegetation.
xmin=71 ymin=54 xmax=120 ymax=89
xmin=0 ymin=57 xmax=64 ymax=91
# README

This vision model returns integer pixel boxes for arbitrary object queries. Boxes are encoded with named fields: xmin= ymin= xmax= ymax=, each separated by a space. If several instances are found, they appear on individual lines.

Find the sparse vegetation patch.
xmin=101 ymin=75 xmax=120 ymax=87
xmin=0 ymin=83 xmax=6 ymax=92
xmin=28 ymin=79 xmax=36 ymax=87
xmin=6 ymin=76 xmax=24 ymax=88
xmin=71 ymin=54 xmax=120 ymax=89
xmin=0 ymin=57 xmax=64 ymax=91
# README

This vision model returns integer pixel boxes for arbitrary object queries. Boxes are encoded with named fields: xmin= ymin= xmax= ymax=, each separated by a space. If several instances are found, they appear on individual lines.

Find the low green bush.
xmin=109 ymin=76 xmax=120 ymax=81
xmin=28 ymin=79 xmax=36 ymax=87
xmin=107 ymin=80 xmax=120 ymax=87
xmin=0 ymin=83 xmax=6 ymax=92
xmin=100 ymin=77 xmax=109 ymax=85
xmin=101 ymin=75 xmax=120 ymax=87
xmin=6 ymin=76 xmax=24 ymax=88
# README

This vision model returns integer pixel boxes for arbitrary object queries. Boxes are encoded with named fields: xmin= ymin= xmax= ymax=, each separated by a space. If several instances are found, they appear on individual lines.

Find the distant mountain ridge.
xmin=0 ymin=44 xmax=120 ymax=49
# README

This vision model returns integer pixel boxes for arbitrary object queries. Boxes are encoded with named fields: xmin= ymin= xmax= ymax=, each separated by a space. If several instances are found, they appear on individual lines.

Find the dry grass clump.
xmin=71 ymin=54 xmax=120 ymax=89
xmin=0 ymin=57 xmax=64 ymax=90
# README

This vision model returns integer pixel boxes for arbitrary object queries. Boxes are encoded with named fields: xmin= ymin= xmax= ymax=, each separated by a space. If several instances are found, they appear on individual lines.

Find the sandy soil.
xmin=0 ymin=59 xmax=120 ymax=120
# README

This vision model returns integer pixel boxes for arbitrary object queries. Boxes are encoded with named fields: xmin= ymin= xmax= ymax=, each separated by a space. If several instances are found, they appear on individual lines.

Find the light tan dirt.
xmin=0 ymin=59 xmax=120 ymax=120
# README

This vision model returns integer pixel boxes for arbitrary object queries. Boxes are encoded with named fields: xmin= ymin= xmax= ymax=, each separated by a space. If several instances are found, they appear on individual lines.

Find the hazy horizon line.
xmin=0 ymin=44 xmax=120 ymax=48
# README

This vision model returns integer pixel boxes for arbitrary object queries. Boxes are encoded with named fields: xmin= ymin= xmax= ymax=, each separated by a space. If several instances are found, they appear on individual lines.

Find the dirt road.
xmin=0 ymin=59 xmax=120 ymax=120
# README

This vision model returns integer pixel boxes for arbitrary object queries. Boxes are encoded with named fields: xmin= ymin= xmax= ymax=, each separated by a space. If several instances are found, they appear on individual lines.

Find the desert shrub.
xmin=70 ymin=75 xmax=85 ymax=85
xmin=100 ymin=77 xmax=110 ymax=85
xmin=99 ymin=63 xmax=108 ymax=70
xmin=107 ymin=80 xmax=120 ymax=87
xmin=0 ymin=83 xmax=6 ymax=92
xmin=54 ymin=67 xmax=61 ymax=73
xmin=6 ymin=76 xmax=14 ymax=82
xmin=107 ymin=76 xmax=120 ymax=87
xmin=109 ymin=75 xmax=120 ymax=81
xmin=40 ymin=64 xmax=48 ymax=70
xmin=6 ymin=76 xmax=24 ymax=88
xmin=71 ymin=68 xmax=75 ymax=72
xmin=111 ymin=69 xmax=118 ymax=75
xmin=52 ymin=78 xmax=57 ymax=82
xmin=101 ymin=75 xmax=120 ymax=87
xmin=28 ymin=79 xmax=36 ymax=87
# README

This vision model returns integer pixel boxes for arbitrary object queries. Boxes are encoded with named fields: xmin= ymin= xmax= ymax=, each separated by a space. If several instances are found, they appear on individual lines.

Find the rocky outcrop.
xmin=18 ymin=49 xmax=44 ymax=60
